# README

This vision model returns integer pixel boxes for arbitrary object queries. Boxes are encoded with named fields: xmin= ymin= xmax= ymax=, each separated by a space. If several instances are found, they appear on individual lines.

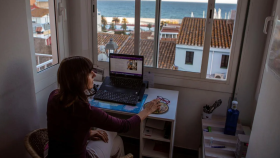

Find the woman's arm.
xmin=87 ymin=99 xmax=160 ymax=133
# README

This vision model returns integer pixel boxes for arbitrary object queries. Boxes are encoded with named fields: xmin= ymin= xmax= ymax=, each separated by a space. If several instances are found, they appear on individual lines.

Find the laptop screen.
xmin=109 ymin=54 xmax=144 ymax=79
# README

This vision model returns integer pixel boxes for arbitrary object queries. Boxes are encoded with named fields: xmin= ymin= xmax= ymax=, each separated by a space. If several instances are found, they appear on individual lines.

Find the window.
xmin=206 ymin=1 xmax=238 ymax=80
xmin=93 ymin=0 xmax=244 ymax=82
xmin=30 ymin=0 xmax=59 ymax=72
xmin=221 ymin=55 xmax=229 ymax=68
xmin=96 ymin=0 xmax=135 ymax=62
xmin=185 ymin=51 xmax=194 ymax=65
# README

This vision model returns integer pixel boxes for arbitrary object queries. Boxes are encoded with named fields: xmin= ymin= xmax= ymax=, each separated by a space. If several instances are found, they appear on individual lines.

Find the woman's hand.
xmin=89 ymin=130 xmax=108 ymax=143
xmin=137 ymin=99 xmax=161 ymax=121
xmin=145 ymin=99 xmax=161 ymax=114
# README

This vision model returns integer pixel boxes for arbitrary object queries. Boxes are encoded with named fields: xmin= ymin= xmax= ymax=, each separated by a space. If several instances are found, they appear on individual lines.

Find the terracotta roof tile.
xmin=161 ymin=26 xmax=180 ymax=33
xmin=177 ymin=17 xmax=234 ymax=49
xmin=118 ymin=39 xmax=176 ymax=69
xmin=131 ymin=32 xmax=153 ymax=40
xmin=97 ymin=33 xmax=129 ymax=54
xmin=161 ymin=38 xmax=177 ymax=42
xmin=31 ymin=5 xmax=49 ymax=17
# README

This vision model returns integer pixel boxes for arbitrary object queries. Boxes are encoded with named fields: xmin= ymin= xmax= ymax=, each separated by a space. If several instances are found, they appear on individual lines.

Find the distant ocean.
xmin=97 ymin=1 xmax=237 ymax=19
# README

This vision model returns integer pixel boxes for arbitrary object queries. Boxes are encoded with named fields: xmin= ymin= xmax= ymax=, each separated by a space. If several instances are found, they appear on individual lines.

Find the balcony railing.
xmin=35 ymin=53 xmax=53 ymax=72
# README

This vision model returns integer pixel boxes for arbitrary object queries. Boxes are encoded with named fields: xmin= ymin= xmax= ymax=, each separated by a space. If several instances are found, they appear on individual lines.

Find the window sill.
xmin=94 ymin=61 xmax=233 ymax=93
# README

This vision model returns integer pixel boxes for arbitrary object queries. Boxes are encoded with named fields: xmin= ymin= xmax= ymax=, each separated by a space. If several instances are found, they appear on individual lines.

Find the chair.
xmin=25 ymin=128 xmax=133 ymax=158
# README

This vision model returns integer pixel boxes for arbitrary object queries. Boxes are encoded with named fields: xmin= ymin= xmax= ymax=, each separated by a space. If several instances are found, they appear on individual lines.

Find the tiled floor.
xmin=121 ymin=137 xmax=198 ymax=158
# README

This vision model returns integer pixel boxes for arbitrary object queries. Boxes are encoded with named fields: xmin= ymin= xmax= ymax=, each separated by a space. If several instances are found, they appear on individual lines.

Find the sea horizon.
xmin=98 ymin=0 xmax=237 ymax=4
xmin=97 ymin=1 xmax=237 ymax=19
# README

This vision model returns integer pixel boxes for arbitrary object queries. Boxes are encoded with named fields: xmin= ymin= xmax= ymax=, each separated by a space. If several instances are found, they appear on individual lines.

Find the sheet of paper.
xmin=144 ymin=72 xmax=154 ymax=88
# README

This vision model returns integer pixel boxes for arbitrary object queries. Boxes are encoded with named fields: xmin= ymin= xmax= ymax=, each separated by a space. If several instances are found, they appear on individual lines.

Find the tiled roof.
xmin=97 ymin=33 xmax=129 ymax=54
xmin=118 ymin=39 xmax=176 ymax=69
xmin=161 ymin=38 xmax=177 ymax=42
xmin=31 ymin=5 xmax=49 ymax=17
xmin=177 ymin=17 xmax=234 ymax=49
xmin=161 ymin=26 xmax=180 ymax=33
xmin=131 ymin=32 xmax=153 ymax=40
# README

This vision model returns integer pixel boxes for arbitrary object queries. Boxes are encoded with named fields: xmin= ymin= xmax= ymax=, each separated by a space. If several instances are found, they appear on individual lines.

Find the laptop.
xmin=94 ymin=53 xmax=145 ymax=105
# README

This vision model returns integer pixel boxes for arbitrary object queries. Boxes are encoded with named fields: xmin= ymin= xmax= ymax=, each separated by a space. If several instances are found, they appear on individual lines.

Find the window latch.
xmin=263 ymin=16 xmax=274 ymax=34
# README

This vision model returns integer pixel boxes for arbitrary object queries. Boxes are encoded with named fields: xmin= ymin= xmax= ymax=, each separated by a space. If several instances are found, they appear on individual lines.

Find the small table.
xmin=93 ymin=82 xmax=179 ymax=158
xmin=200 ymin=115 xmax=251 ymax=158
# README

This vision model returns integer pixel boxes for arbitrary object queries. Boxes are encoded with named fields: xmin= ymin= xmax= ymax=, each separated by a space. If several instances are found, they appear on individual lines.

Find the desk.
xmin=93 ymin=82 xmax=179 ymax=158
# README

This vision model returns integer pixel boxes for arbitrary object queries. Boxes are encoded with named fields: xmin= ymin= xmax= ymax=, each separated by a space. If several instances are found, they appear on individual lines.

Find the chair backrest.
xmin=25 ymin=128 xmax=48 ymax=158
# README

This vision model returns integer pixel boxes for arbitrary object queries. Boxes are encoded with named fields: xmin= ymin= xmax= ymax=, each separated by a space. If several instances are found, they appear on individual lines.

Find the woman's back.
xmin=47 ymin=90 xmax=92 ymax=158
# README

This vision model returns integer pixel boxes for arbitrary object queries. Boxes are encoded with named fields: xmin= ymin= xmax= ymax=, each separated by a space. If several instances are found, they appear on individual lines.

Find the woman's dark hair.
xmin=57 ymin=56 xmax=93 ymax=107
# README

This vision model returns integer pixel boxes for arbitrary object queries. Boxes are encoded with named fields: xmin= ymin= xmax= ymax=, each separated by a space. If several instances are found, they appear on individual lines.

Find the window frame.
xmin=27 ymin=0 xmax=69 ymax=93
xmin=92 ymin=0 xmax=249 ymax=92
xmin=185 ymin=51 xmax=194 ymax=65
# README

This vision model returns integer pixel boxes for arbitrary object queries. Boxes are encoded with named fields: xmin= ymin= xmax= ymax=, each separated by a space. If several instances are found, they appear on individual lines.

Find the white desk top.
xmin=94 ymin=81 xmax=179 ymax=121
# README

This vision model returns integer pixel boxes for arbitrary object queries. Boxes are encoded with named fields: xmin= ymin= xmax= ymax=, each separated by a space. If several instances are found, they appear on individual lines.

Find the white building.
xmin=97 ymin=9 xmax=102 ymax=32
xmin=160 ymin=24 xmax=180 ymax=39
xmin=175 ymin=17 xmax=234 ymax=79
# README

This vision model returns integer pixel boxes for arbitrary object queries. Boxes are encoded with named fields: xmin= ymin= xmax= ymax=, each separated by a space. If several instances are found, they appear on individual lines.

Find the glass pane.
xmin=158 ymin=1 xmax=208 ymax=71
xmin=139 ymin=0 xmax=156 ymax=67
xmin=30 ymin=0 xmax=59 ymax=72
xmin=97 ymin=0 xmax=135 ymax=62
xmin=206 ymin=0 xmax=238 ymax=80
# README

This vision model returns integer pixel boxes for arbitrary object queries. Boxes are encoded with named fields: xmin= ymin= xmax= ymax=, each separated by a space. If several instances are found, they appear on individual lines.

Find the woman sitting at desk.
xmin=47 ymin=56 xmax=160 ymax=158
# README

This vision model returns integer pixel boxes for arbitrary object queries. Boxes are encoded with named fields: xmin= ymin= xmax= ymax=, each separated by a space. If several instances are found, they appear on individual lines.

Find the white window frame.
xmin=92 ymin=0 xmax=249 ymax=93
xmin=27 ymin=0 xmax=69 ymax=93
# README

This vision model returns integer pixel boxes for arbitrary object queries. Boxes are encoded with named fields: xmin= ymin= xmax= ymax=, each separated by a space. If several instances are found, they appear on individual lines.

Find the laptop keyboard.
xmin=110 ymin=78 xmax=143 ymax=90
xmin=94 ymin=90 xmax=139 ymax=105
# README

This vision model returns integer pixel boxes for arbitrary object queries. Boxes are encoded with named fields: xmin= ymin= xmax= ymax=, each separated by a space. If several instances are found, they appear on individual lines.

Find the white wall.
xmin=175 ymin=46 xmax=229 ymax=75
xmin=0 ymin=0 xmax=39 ymax=157
xmin=234 ymin=0 xmax=274 ymax=126
xmin=155 ymin=84 xmax=232 ymax=150
xmin=175 ymin=46 xmax=203 ymax=72
xmin=97 ymin=10 xmax=101 ymax=32
xmin=207 ymin=51 xmax=229 ymax=77
xmin=36 ymin=83 xmax=57 ymax=127
xmin=67 ymin=0 xmax=92 ymax=58
xmin=247 ymin=69 xmax=280 ymax=158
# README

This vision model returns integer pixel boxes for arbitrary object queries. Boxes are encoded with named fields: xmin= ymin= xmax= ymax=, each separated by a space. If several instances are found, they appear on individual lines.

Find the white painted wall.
xmin=32 ymin=15 xmax=50 ymax=24
xmin=207 ymin=51 xmax=230 ymax=77
xmin=160 ymin=32 xmax=178 ymax=38
xmin=67 ymin=0 xmax=92 ymax=58
xmin=175 ymin=45 xmax=230 ymax=75
xmin=247 ymin=69 xmax=280 ymax=158
xmin=0 ymin=0 xmax=39 ymax=157
xmin=234 ymin=0 xmax=274 ymax=126
xmin=97 ymin=10 xmax=101 ymax=32
xmin=175 ymin=46 xmax=203 ymax=72
xmin=155 ymin=84 xmax=232 ymax=150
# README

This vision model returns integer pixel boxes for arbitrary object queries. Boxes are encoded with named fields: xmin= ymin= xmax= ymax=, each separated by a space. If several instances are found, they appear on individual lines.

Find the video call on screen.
xmin=110 ymin=56 xmax=143 ymax=77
